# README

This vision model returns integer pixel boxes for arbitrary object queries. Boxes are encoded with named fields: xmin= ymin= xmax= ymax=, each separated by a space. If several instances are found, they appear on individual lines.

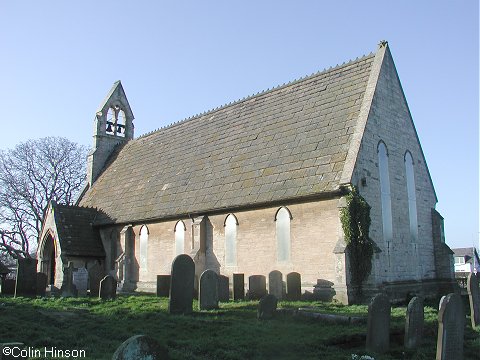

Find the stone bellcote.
xmin=87 ymin=81 xmax=134 ymax=185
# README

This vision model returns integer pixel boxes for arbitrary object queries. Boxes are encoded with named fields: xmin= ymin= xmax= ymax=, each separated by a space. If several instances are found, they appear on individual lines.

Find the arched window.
xmin=404 ymin=152 xmax=418 ymax=242
xmin=175 ymin=221 xmax=185 ymax=256
xmin=275 ymin=207 xmax=292 ymax=262
xmin=225 ymin=214 xmax=238 ymax=266
xmin=378 ymin=142 xmax=393 ymax=242
xmin=139 ymin=225 xmax=148 ymax=270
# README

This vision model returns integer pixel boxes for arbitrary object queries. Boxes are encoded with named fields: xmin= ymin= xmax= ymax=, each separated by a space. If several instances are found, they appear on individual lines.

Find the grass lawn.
xmin=0 ymin=295 xmax=478 ymax=359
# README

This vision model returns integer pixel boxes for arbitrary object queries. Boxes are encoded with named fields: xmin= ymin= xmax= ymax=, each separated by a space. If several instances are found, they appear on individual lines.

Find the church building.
xmin=37 ymin=42 xmax=455 ymax=304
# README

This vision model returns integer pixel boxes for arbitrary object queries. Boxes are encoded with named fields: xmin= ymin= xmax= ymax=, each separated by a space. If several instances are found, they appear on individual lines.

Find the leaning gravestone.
xmin=248 ymin=275 xmax=267 ymax=300
xmin=268 ymin=270 xmax=283 ymax=300
xmin=404 ymin=296 xmax=424 ymax=350
xmin=88 ymin=263 xmax=104 ymax=297
xmin=73 ymin=267 xmax=89 ymax=297
xmin=99 ymin=275 xmax=117 ymax=300
xmin=286 ymin=272 xmax=301 ymax=301
xmin=218 ymin=275 xmax=229 ymax=302
xmin=15 ymin=258 xmax=37 ymax=297
xmin=199 ymin=269 xmax=219 ymax=310
xmin=112 ymin=335 xmax=169 ymax=360
xmin=466 ymin=273 xmax=480 ymax=328
xmin=233 ymin=273 xmax=245 ymax=300
xmin=157 ymin=275 xmax=171 ymax=297
xmin=169 ymin=254 xmax=195 ymax=314
xmin=36 ymin=272 xmax=48 ymax=297
xmin=366 ymin=293 xmax=391 ymax=354
xmin=258 ymin=294 xmax=278 ymax=320
xmin=436 ymin=293 xmax=465 ymax=360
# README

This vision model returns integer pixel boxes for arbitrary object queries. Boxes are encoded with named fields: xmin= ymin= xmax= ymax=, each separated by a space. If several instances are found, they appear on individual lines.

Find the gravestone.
xmin=286 ymin=272 xmax=301 ymax=301
xmin=436 ymin=293 xmax=465 ymax=360
xmin=218 ymin=275 xmax=229 ymax=302
xmin=268 ymin=270 xmax=283 ymax=300
xmin=61 ymin=263 xmax=77 ymax=297
xmin=88 ymin=263 xmax=104 ymax=297
xmin=112 ymin=335 xmax=169 ymax=360
xmin=156 ymin=275 xmax=171 ymax=297
xmin=467 ymin=273 xmax=480 ymax=328
xmin=169 ymin=254 xmax=195 ymax=314
xmin=248 ymin=275 xmax=267 ymax=300
xmin=233 ymin=273 xmax=245 ymax=300
xmin=14 ymin=258 xmax=37 ymax=297
xmin=99 ymin=275 xmax=117 ymax=300
xmin=1 ymin=279 xmax=15 ymax=295
xmin=404 ymin=296 xmax=424 ymax=350
xmin=36 ymin=272 xmax=47 ymax=297
xmin=73 ymin=267 xmax=89 ymax=297
xmin=366 ymin=293 xmax=391 ymax=354
xmin=258 ymin=294 xmax=278 ymax=320
xmin=199 ymin=269 xmax=219 ymax=310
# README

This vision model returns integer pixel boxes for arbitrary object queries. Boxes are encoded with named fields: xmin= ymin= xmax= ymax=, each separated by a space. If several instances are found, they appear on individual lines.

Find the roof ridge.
xmin=137 ymin=51 xmax=376 ymax=139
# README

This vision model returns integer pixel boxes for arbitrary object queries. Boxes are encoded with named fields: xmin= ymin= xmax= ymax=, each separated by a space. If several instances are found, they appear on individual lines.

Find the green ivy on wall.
xmin=340 ymin=186 xmax=374 ymax=292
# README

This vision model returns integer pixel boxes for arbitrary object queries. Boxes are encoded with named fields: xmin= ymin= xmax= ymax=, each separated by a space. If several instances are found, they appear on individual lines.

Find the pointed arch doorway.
xmin=40 ymin=233 xmax=56 ymax=285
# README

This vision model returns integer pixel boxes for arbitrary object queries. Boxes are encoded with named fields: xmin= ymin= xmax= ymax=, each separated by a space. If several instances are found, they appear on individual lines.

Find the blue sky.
xmin=0 ymin=1 xmax=478 ymax=250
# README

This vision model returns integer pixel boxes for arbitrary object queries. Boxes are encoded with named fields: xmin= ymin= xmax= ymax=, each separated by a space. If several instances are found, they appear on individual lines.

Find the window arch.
xmin=275 ymin=207 xmax=291 ymax=262
xmin=224 ymin=214 xmax=238 ymax=266
xmin=404 ymin=151 xmax=418 ymax=242
xmin=174 ymin=221 xmax=186 ymax=256
xmin=139 ymin=225 xmax=149 ymax=270
xmin=378 ymin=141 xmax=393 ymax=242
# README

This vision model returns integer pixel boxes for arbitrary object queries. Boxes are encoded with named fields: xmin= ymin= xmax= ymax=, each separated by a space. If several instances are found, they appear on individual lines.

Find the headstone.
xmin=169 ymin=254 xmax=195 ymax=314
xmin=88 ymin=263 xmax=104 ymax=297
xmin=218 ymin=275 xmax=229 ymax=302
xmin=112 ymin=335 xmax=169 ymax=360
xmin=404 ymin=296 xmax=424 ymax=350
xmin=436 ymin=293 xmax=465 ymax=360
xmin=366 ymin=293 xmax=391 ymax=354
xmin=73 ymin=267 xmax=89 ymax=297
xmin=268 ymin=270 xmax=283 ymax=300
xmin=1 ymin=279 xmax=16 ymax=295
xmin=14 ymin=258 xmax=37 ymax=297
xmin=248 ymin=275 xmax=266 ymax=300
xmin=61 ymin=263 xmax=77 ymax=297
xmin=36 ymin=272 xmax=47 ymax=297
xmin=199 ymin=269 xmax=219 ymax=310
xmin=286 ymin=272 xmax=301 ymax=301
xmin=466 ymin=273 xmax=480 ymax=328
xmin=99 ymin=275 xmax=117 ymax=300
xmin=0 ymin=343 xmax=27 ymax=360
xmin=156 ymin=275 xmax=171 ymax=297
xmin=233 ymin=273 xmax=244 ymax=300
xmin=258 ymin=294 xmax=278 ymax=320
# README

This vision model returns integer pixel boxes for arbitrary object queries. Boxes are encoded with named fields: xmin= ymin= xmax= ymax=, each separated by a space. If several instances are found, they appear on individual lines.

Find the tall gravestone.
xmin=286 ymin=272 xmax=301 ymax=301
xmin=88 ymin=263 xmax=104 ymax=297
xmin=157 ymin=275 xmax=171 ymax=297
xmin=233 ymin=273 xmax=244 ymax=300
xmin=268 ymin=270 xmax=283 ymax=300
xmin=169 ymin=254 xmax=195 ymax=314
xmin=404 ymin=296 xmax=424 ymax=350
xmin=99 ymin=275 xmax=117 ymax=300
xmin=14 ymin=258 xmax=37 ymax=297
xmin=1 ymin=279 xmax=15 ymax=295
xmin=436 ymin=293 xmax=465 ymax=360
xmin=248 ymin=275 xmax=267 ymax=300
xmin=73 ymin=267 xmax=89 ymax=297
xmin=218 ymin=275 xmax=229 ymax=302
xmin=36 ymin=272 xmax=47 ymax=297
xmin=61 ymin=262 xmax=77 ymax=297
xmin=366 ymin=293 xmax=391 ymax=354
xmin=466 ymin=273 xmax=480 ymax=328
xmin=199 ymin=269 xmax=219 ymax=310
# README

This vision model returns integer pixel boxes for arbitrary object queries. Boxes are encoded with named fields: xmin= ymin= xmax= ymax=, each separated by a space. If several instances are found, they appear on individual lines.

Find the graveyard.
xmin=0 ymin=293 xmax=478 ymax=360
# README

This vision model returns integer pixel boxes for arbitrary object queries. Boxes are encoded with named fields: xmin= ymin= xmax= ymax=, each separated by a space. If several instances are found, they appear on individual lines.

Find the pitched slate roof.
xmin=453 ymin=247 xmax=480 ymax=265
xmin=52 ymin=202 xmax=105 ymax=257
xmin=80 ymin=51 xmax=377 ymax=225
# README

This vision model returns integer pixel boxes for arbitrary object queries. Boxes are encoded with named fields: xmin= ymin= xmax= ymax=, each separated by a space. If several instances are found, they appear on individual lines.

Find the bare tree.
xmin=0 ymin=137 xmax=88 ymax=260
